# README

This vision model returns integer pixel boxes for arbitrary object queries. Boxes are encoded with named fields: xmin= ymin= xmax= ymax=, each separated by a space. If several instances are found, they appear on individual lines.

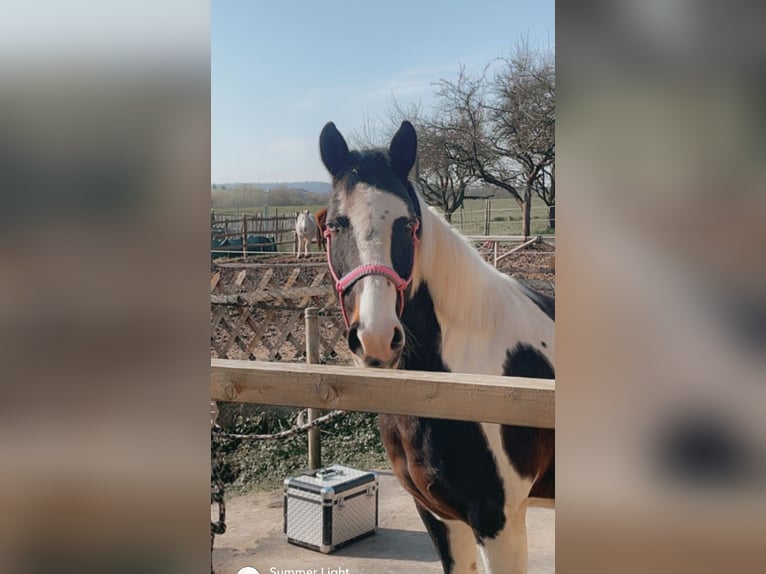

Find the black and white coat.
xmin=320 ymin=121 xmax=555 ymax=574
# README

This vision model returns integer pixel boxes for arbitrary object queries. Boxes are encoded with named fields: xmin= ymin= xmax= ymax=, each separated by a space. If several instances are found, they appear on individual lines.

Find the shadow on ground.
xmin=332 ymin=528 xmax=435 ymax=562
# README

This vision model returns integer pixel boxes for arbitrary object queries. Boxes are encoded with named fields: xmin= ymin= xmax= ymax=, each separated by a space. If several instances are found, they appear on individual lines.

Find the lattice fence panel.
xmin=211 ymin=262 xmax=353 ymax=364
xmin=210 ymin=249 xmax=554 ymax=364
xmin=211 ymin=305 xmax=353 ymax=364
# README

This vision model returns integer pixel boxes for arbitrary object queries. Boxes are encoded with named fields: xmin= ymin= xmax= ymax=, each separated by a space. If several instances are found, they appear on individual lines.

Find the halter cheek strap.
xmin=324 ymin=219 xmax=420 ymax=329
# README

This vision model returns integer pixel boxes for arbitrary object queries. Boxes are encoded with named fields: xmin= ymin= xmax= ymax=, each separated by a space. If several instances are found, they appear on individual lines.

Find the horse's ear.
xmin=389 ymin=121 xmax=417 ymax=179
xmin=320 ymin=122 xmax=349 ymax=178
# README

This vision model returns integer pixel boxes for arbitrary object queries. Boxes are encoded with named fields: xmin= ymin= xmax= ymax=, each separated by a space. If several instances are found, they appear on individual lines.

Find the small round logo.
xmin=237 ymin=568 xmax=260 ymax=574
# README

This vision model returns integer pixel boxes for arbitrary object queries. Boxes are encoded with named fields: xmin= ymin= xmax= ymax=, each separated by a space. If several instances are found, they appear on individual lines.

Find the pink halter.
xmin=324 ymin=219 xmax=420 ymax=329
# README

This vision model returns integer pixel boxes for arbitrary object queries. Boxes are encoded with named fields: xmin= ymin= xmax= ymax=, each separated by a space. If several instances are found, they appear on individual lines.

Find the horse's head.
xmin=320 ymin=120 xmax=421 ymax=368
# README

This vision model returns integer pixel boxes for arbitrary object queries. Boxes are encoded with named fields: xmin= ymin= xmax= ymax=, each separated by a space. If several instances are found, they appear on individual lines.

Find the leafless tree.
xmin=413 ymin=119 xmax=475 ymax=222
xmin=347 ymin=112 xmax=387 ymax=149
xmin=347 ymin=100 xmax=475 ymax=222
xmin=384 ymin=99 xmax=475 ymax=221
xmin=533 ymin=163 xmax=555 ymax=229
xmin=431 ymin=45 xmax=555 ymax=237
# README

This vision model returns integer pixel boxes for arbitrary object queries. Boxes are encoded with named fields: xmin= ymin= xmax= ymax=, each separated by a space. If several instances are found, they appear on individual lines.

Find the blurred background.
xmin=558 ymin=1 xmax=765 ymax=572
xmin=0 ymin=2 xmax=210 ymax=573
xmin=0 ymin=1 xmax=763 ymax=573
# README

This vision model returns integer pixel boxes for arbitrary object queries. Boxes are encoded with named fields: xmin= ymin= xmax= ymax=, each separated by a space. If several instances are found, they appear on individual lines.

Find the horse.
xmin=319 ymin=120 xmax=555 ymax=574
xmin=295 ymin=210 xmax=318 ymax=259
xmin=314 ymin=207 xmax=328 ymax=251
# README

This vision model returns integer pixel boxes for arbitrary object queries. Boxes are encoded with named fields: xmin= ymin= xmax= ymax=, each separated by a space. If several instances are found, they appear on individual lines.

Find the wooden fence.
xmin=211 ymin=211 xmax=302 ymax=252
xmin=211 ymin=261 xmax=352 ymax=364
xmin=210 ymin=240 xmax=555 ymax=363
xmin=211 ymin=359 xmax=555 ymax=429
xmin=210 ymin=247 xmax=555 ymax=475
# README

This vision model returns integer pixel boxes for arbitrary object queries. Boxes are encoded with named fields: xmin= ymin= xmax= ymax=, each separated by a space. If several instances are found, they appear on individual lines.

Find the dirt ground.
xmin=213 ymin=469 xmax=554 ymax=574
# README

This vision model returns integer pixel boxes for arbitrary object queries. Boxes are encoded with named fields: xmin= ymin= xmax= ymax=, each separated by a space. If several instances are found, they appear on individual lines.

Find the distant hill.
xmin=257 ymin=181 xmax=332 ymax=195
xmin=211 ymin=180 xmax=517 ymax=202
xmin=211 ymin=181 xmax=331 ymax=210
xmin=212 ymin=181 xmax=331 ymax=195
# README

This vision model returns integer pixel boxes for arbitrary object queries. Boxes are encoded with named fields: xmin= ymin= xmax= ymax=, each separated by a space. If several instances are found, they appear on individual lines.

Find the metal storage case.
xmin=284 ymin=464 xmax=379 ymax=553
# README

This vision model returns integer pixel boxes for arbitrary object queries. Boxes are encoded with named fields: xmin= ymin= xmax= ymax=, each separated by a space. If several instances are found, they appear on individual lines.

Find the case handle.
xmin=314 ymin=467 xmax=342 ymax=480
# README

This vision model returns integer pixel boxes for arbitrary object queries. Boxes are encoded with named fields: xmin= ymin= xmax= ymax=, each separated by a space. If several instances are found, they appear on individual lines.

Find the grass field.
xmin=449 ymin=196 xmax=554 ymax=236
xmin=212 ymin=196 xmax=554 ymax=239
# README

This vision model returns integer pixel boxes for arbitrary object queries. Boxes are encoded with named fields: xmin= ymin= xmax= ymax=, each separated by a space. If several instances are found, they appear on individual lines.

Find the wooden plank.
xmin=494 ymin=236 xmax=541 ymax=265
xmin=210 ymin=308 xmax=233 ymax=358
xmin=256 ymin=268 xmax=274 ymax=292
xmin=210 ymin=272 xmax=220 ymax=293
xmin=321 ymin=315 xmax=347 ymax=356
xmin=305 ymin=307 xmax=322 ymax=469
xmin=210 ymin=286 xmax=334 ymax=305
xmin=508 ymin=267 xmax=554 ymax=275
xmin=214 ymin=262 xmax=327 ymax=269
xmin=221 ymin=308 xmax=251 ymax=358
xmin=282 ymin=266 xmax=303 ymax=289
xmin=267 ymin=310 xmax=301 ymax=360
xmin=234 ymin=269 xmax=247 ymax=287
xmin=211 ymin=360 xmax=555 ymax=428
xmin=244 ymin=313 xmax=267 ymax=359
xmin=300 ymin=269 xmax=328 ymax=307
xmin=464 ymin=235 xmax=555 ymax=242
xmin=275 ymin=267 xmax=302 ymax=307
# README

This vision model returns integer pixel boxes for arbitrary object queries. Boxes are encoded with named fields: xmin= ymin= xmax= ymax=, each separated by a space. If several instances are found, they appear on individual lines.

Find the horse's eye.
xmin=404 ymin=219 xmax=416 ymax=232
xmin=327 ymin=216 xmax=349 ymax=232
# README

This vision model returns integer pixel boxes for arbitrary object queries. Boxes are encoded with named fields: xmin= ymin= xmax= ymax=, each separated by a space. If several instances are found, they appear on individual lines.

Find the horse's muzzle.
xmin=348 ymin=323 xmax=405 ymax=368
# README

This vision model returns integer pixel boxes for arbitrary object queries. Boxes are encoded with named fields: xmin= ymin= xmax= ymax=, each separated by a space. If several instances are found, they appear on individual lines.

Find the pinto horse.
xmin=315 ymin=207 xmax=328 ymax=251
xmin=319 ymin=121 xmax=555 ymax=574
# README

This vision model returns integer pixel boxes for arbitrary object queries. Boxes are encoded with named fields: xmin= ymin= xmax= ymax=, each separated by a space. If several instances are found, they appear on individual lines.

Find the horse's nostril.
xmin=391 ymin=327 xmax=404 ymax=350
xmin=348 ymin=326 xmax=362 ymax=354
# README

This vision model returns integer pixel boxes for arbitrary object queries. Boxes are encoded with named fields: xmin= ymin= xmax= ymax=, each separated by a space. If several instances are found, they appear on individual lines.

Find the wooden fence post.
xmin=294 ymin=212 xmax=299 ymax=255
xmin=305 ymin=306 xmax=321 ymax=469
xmin=483 ymin=198 xmax=492 ymax=236
xmin=242 ymin=214 xmax=248 ymax=257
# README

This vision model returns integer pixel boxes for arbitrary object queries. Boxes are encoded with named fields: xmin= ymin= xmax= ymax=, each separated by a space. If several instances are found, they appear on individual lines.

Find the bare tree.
xmin=533 ymin=163 xmax=555 ymax=229
xmin=414 ymin=120 xmax=475 ymax=222
xmin=431 ymin=45 xmax=555 ymax=237
xmin=347 ymin=99 xmax=475 ymax=221
xmin=347 ymin=112 xmax=388 ymax=149
xmin=383 ymin=98 xmax=475 ymax=221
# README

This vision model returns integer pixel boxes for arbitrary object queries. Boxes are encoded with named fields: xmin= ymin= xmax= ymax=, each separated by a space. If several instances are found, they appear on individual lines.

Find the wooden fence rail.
xmin=211 ymin=359 xmax=555 ymax=428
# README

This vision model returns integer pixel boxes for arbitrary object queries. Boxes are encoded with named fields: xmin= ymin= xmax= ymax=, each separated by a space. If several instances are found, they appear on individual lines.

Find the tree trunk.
xmin=548 ymin=204 xmax=555 ymax=230
xmin=520 ymin=180 xmax=537 ymax=238
xmin=522 ymin=198 xmax=532 ymax=239
xmin=444 ymin=211 xmax=453 ymax=223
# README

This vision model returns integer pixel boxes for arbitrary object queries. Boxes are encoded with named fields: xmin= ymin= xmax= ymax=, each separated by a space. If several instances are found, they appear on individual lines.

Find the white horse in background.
xmin=295 ymin=210 xmax=318 ymax=259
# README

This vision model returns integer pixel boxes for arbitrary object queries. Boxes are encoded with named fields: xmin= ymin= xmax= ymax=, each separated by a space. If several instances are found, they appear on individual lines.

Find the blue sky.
xmin=212 ymin=0 xmax=554 ymax=183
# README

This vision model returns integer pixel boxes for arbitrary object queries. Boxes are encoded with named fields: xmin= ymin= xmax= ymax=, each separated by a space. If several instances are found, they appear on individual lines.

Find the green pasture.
xmin=211 ymin=197 xmax=554 ymax=249
xmin=448 ymin=197 xmax=554 ymax=236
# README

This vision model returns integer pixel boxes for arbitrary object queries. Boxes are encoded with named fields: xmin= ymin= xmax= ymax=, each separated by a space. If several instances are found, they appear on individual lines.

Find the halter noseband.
xmin=324 ymin=218 xmax=420 ymax=330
